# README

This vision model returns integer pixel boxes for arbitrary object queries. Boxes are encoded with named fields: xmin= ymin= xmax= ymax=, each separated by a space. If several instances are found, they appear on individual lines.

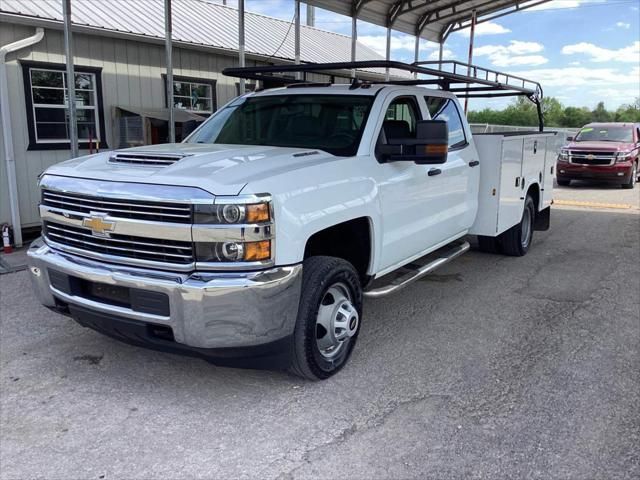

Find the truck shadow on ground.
xmin=2 ymin=207 xmax=637 ymax=480
xmin=3 ymin=207 xmax=637 ymax=396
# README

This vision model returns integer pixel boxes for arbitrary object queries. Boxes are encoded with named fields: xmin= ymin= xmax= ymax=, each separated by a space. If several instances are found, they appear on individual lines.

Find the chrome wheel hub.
xmin=316 ymin=282 xmax=358 ymax=359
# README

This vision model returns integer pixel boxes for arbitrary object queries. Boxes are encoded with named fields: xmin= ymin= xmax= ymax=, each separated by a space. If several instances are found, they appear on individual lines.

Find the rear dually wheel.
xmin=499 ymin=195 xmax=536 ymax=257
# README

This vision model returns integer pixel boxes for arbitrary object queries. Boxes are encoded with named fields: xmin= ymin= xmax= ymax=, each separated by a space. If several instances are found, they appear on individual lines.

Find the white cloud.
xmin=456 ymin=21 xmax=511 ymax=37
xmin=427 ymin=49 xmax=454 ymax=60
xmin=590 ymin=88 xmax=640 ymax=106
xmin=474 ymin=64 xmax=638 ymax=109
xmin=526 ymin=0 xmax=583 ymax=11
xmin=616 ymin=22 xmax=631 ymax=29
xmin=494 ymin=55 xmax=549 ymax=67
xmin=513 ymin=66 xmax=639 ymax=88
xmin=474 ymin=41 xmax=548 ymax=67
xmin=359 ymin=35 xmax=411 ymax=55
xmin=359 ymin=34 xmax=445 ymax=58
xmin=562 ymin=41 xmax=640 ymax=63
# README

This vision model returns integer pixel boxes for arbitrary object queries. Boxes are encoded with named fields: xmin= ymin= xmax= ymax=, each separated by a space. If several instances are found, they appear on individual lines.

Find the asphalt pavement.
xmin=1 ymin=182 xmax=638 ymax=479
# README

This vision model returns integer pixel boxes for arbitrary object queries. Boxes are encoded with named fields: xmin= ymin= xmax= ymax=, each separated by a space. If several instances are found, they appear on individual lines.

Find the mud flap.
xmin=534 ymin=206 xmax=550 ymax=231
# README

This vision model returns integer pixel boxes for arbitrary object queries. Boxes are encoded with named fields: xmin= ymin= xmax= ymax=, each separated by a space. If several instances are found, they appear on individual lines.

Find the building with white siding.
xmin=0 ymin=0 xmax=387 ymax=237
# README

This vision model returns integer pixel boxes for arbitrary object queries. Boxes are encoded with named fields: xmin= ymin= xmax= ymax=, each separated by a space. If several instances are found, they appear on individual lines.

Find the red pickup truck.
xmin=556 ymin=122 xmax=640 ymax=189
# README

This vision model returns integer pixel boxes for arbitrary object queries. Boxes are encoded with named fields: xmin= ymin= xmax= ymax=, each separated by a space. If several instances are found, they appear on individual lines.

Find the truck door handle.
xmin=469 ymin=160 xmax=480 ymax=167
xmin=428 ymin=168 xmax=442 ymax=176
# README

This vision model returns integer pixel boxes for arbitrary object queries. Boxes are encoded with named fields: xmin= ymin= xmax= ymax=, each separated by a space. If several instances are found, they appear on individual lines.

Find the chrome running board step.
xmin=364 ymin=240 xmax=470 ymax=298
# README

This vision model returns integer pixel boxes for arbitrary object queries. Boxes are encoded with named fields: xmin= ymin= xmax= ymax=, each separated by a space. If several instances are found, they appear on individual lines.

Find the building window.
xmin=164 ymin=75 xmax=216 ymax=114
xmin=21 ymin=62 xmax=106 ymax=150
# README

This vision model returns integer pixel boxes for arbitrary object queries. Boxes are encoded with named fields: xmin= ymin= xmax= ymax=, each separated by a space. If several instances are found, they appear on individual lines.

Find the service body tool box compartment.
xmin=470 ymin=132 xmax=556 ymax=237
xmin=541 ymin=134 xmax=558 ymax=209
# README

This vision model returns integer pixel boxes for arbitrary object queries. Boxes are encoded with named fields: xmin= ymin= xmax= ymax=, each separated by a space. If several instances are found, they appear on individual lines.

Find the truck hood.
xmin=567 ymin=141 xmax=635 ymax=152
xmin=44 ymin=143 xmax=336 ymax=196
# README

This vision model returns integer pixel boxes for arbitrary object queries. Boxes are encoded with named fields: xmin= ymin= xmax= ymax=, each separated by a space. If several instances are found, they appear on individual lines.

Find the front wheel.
xmin=289 ymin=256 xmax=362 ymax=380
xmin=499 ymin=195 xmax=536 ymax=257
xmin=557 ymin=178 xmax=571 ymax=187
xmin=621 ymin=162 xmax=637 ymax=189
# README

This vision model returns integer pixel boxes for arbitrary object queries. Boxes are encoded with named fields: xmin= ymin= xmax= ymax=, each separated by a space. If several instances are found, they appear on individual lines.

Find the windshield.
xmin=186 ymin=94 xmax=374 ymax=156
xmin=574 ymin=126 xmax=633 ymax=143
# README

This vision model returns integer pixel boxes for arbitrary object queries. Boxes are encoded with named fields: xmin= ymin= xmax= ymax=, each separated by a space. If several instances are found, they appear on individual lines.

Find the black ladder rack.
xmin=222 ymin=60 xmax=545 ymax=131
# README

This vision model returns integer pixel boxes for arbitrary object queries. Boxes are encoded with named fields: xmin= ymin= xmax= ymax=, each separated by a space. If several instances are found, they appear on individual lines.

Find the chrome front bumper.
xmin=27 ymin=238 xmax=302 ymax=350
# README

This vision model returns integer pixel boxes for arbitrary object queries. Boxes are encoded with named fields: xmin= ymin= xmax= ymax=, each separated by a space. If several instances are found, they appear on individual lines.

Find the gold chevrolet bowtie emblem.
xmin=82 ymin=214 xmax=115 ymax=236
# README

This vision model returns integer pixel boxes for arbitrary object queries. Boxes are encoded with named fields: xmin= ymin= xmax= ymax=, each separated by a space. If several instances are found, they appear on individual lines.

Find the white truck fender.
xmin=240 ymin=156 xmax=383 ymax=272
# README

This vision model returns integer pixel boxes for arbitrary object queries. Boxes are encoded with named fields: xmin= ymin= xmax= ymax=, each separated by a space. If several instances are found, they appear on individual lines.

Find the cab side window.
xmin=382 ymin=96 xmax=420 ymax=140
xmin=424 ymin=96 xmax=467 ymax=150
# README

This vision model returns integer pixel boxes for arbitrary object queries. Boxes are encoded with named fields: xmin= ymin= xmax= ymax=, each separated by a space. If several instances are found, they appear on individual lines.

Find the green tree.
xmin=542 ymin=97 xmax=564 ymax=127
xmin=614 ymin=98 xmax=640 ymax=122
xmin=468 ymin=97 xmax=637 ymax=128
xmin=592 ymin=101 xmax=612 ymax=122
xmin=561 ymin=106 xmax=592 ymax=128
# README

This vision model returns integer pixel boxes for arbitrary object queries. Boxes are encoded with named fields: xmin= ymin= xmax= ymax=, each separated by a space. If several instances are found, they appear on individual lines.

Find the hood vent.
xmin=109 ymin=152 xmax=190 ymax=166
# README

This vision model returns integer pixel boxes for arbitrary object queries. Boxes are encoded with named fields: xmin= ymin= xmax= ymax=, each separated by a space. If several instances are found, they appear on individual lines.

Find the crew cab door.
xmin=422 ymin=94 xmax=480 ymax=236
xmin=374 ymin=92 xmax=474 ymax=274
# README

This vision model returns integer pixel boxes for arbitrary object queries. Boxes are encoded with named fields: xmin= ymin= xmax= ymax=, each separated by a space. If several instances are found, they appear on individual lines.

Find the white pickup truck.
xmin=28 ymin=61 xmax=555 ymax=380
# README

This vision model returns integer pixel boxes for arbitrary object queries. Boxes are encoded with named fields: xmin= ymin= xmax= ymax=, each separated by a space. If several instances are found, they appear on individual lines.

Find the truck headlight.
xmin=193 ymin=196 xmax=273 ymax=265
xmin=194 ymin=203 xmax=270 ymax=224
xmin=195 ymin=240 xmax=271 ymax=262
xmin=558 ymin=149 xmax=570 ymax=162
xmin=615 ymin=151 xmax=633 ymax=163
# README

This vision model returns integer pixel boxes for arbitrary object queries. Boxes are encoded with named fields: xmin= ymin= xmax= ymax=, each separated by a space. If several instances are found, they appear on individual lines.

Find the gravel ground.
xmin=1 ymin=185 xmax=639 ymax=480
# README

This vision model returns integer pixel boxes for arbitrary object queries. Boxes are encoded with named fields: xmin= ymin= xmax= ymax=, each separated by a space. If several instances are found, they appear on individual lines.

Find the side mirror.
xmin=381 ymin=120 xmax=449 ymax=164
xmin=566 ymin=136 xmax=574 ymax=142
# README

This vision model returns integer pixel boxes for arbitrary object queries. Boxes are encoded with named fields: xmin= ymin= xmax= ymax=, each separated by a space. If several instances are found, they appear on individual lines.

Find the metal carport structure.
xmin=2 ymin=0 xmax=554 ymax=247
xmin=303 ymin=1 xmax=553 ymax=63
xmin=58 ymin=0 xmax=555 ymax=152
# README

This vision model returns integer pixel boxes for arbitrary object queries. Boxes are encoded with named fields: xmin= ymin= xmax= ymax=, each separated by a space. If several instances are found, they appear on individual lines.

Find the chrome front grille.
xmin=569 ymin=151 xmax=615 ymax=166
xmin=43 ymin=222 xmax=194 ymax=265
xmin=42 ymin=190 xmax=192 ymax=224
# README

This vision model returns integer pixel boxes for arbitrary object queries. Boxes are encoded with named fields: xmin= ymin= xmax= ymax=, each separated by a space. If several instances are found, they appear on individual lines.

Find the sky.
xmin=215 ymin=0 xmax=639 ymax=110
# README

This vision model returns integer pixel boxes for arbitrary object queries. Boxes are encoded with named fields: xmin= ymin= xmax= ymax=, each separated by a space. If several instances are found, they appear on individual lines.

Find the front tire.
xmin=290 ymin=256 xmax=362 ymax=380
xmin=621 ymin=162 xmax=637 ymax=189
xmin=499 ymin=195 xmax=535 ymax=257
xmin=557 ymin=178 xmax=571 ymax=187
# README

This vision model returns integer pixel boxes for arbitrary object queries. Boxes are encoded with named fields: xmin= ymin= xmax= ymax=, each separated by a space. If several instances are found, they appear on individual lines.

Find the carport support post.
xmin=464 ymin=9 xmax=477 ymax=114
xmin=294 ymin=0 xmax=301 ymax=80
xmin=350 ymin=12 xmax=357 ymax=78
xmin=413 ymin=35 xmax=419 ymax=79
xmin=164 ymin=0 xmax=175 ymax=143
xmin=63 ymin=0 xmax=78 ymax=158
xmin=238 ymin=0 xmax=246 ymax=94
xmin=385 ymin=26 xmax=391 ymax=81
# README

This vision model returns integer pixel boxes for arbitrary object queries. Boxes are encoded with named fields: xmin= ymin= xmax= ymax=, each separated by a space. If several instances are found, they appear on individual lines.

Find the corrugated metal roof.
xmin=0 ymin=0 xmax=386 ymax=65
xmin=305 ymin=0 xmax=552 ymax=42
